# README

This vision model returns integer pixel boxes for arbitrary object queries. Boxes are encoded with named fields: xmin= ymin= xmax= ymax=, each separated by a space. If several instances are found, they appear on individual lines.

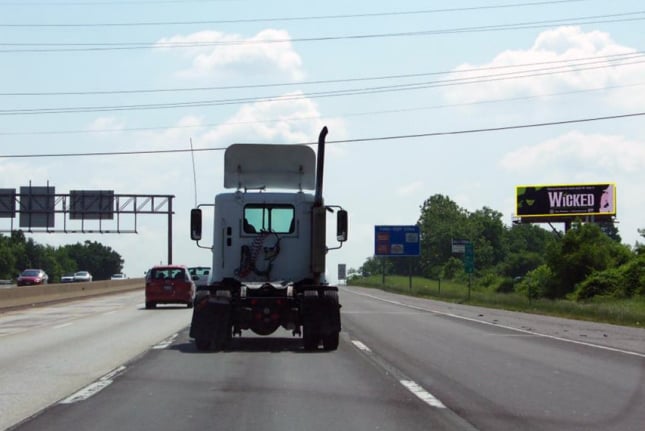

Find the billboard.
xmin=374 ymin=225 xmax=420 ymax=257
xmin=516 ymin=183 xmax=616 ymax=218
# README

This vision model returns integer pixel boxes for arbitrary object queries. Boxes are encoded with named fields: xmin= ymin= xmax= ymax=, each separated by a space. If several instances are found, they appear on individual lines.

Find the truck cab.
xmin=189 ymin=128 xmax=348 ymax=351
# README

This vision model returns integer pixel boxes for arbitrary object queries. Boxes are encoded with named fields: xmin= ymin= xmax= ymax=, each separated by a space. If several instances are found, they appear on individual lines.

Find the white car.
xmin=73 ymin=271 xmax=93 ymax=282
xmin=188 ymin=266 xmax=210 ymax=288
xmin=110 ymin=273 xmax=127 ymax=280
xmin=60 ymin=273 xmax=75 ymax=283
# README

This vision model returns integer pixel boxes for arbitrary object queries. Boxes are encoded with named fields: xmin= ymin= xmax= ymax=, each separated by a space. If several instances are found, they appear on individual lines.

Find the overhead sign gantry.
xmin=0 ymin=183 xmax=176 ymax=264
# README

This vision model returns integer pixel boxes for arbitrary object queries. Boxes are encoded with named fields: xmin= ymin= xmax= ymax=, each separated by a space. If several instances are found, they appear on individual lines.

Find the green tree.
xmin=466 ymin=207 xmax=505 ymax=270
xmin=417 ymin=194 xmax=469 ymax=278
xmin=546 ymin=223 xmax=631 ymax=298
xmin=500 ymin=224 xmax=557 ymax=278
xmin=62 ymin=240 xmax=123 ymax=280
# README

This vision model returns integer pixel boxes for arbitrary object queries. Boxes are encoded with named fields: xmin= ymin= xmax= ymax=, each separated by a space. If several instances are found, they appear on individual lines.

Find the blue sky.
xmin=1 ymin=0 xmax=644 ymax=280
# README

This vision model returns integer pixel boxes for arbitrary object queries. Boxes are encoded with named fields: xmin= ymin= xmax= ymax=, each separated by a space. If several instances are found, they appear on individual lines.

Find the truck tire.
xmin=303 ymin=324 xmax=320 ymax=351
xmin=322 ymin=331 xmax=339 ymax=351
xmin=145 ymin=301 xmax=156 ymax=309
xmin=195 ymin=337 xmax=211 ymax=351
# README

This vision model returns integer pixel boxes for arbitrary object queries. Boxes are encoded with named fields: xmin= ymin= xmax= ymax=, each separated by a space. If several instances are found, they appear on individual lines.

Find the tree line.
xmin=355 ymin=194 xmax=644 ymax=300
xmin=0 ymin=231 xmax=124 ymax=282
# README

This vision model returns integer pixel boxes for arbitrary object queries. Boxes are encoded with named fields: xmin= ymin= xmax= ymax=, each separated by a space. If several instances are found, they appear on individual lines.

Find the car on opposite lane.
xmin=60 ymin=273 xmax=76 ymax=283
xmin=73 ymin=271 xmax=93 ymax=283
xmin=16 ymin=269 xmax=49 ymax=286
xmin=110 ymin=273 xmax=127 ymax=280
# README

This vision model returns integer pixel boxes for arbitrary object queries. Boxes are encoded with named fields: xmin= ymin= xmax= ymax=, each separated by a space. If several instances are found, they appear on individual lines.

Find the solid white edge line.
xmin=53 ymin=323 xmax=73 ymax=329
xmin=59 ymin=365 xmax=126 ymax=404
xmin=346 ymin=289 xmax=645 ymax=359
xmin=400 ymin=379 xmax=446 ymax=409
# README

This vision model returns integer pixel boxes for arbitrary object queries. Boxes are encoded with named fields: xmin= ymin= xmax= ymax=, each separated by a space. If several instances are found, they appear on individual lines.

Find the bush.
xmin=574 ymin=269 xmax=622 ymax=300
xmin=620 ymin=254 xmax=645 ymax=296
xmin=516 ymin=264 xmax=554 ymax=299
xmin=441 ymin=257 xmax=464 ymax=280
xmin=477 ymin=271 xmax=500 ymax=289
xmin=495 ymin=277 xmax=515 ymax=293
xmin=574 ymin=254 xmax=645 ymax=300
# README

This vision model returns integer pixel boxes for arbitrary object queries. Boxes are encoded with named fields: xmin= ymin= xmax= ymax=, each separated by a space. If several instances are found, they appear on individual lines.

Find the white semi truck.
xmin=189 ymin=127 xmax=348 ymax=351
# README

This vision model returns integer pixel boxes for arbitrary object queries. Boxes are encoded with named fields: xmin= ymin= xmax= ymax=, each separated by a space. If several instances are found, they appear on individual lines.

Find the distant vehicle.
xmin=60 ymin=273 xmax=75 ymax=283
xmin=145 ymin=265 xmax=195 ymax=309
xmin=17 ymin=269 xmax=49 ymax=286
xmin=188 ymin=266 xmax=210 ymax=288
xmin=110 ymin=273 xmax=127 ymax=280
xmin=73 ymin=271 xmax=93 ymax=283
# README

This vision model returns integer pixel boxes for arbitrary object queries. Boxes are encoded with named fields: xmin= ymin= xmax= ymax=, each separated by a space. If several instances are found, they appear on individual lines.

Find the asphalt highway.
xmin=2 ymin=286 xmax=644 ymax=430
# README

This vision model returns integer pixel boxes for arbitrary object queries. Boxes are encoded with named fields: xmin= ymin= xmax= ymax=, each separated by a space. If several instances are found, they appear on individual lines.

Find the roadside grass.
xmin=349 ymin=275 xmax=645 ymax=328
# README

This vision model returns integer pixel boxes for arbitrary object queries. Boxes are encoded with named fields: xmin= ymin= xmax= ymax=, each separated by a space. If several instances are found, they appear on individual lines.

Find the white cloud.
xmin=499 ymin=131 xmax=645 ymax=176
xmin=444 ymin=26 xmax=643 ymax=107
xmin=396 ymin=180 xmax=424 ymax=197
xmin=86 ymin=117 xmax=125 ymax=133
xmin=156 ymin=29 xmax=304 ymax=81
xmin=200 ymin=91 xmax=346 ymax=148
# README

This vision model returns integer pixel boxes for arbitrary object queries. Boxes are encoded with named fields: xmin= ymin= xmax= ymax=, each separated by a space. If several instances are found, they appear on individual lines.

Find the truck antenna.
xmin=190 ymin=137 xmax=198 ymax=207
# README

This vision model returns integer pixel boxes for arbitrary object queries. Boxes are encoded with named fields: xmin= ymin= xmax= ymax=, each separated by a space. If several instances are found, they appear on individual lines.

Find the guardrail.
xmin=0 ymin=279 xmax=144 ymax=311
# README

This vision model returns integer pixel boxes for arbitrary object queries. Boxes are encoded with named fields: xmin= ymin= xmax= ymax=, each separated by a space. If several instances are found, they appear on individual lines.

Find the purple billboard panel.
xmin=516 ymin=183 xmax=616 ymax=218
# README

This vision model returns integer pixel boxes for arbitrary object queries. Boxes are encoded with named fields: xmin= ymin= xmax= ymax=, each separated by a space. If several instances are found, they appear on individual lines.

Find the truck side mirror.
xmin=190 ymin=208 xmax=202 ymax=241
xmin=336 ymin=209 xmax=348 ymax=242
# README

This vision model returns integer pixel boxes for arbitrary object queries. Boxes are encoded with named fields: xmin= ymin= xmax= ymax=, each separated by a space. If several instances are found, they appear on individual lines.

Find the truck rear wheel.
xmin=195 ymin=337 xmax=210 ymax=351
xmin=303 ymin=325 xmax=320 ymax=351
xmin=322 ymin=331 xmax=339 ymax=351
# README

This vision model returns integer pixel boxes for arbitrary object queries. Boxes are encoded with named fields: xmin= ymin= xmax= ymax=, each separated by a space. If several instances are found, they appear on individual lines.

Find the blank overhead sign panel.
xmin=70 ymin=190 xmax=114 ymax=220
xmin=19 ymin=186 xmax=56 ymax=228
xmin=0 ymin=189 xmax=16 ymax=218
xmin=374 ymin=225 xmax=420 ymax=257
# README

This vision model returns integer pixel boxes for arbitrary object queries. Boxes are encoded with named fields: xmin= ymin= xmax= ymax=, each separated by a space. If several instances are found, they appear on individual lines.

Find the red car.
xmin=145 ymin=265 xmax=195 ymax=309
xmin=17 ymin=269 xmax=49 ymax=286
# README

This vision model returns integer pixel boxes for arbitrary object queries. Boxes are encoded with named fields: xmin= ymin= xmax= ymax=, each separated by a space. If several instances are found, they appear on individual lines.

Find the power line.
xmin=1 ymin=55 xmax=642 ymax=116
xmin=2 ymin=11 xmax=644 ymax=53
xmin=2 ymin=51 xmax=642 ymax=97
xmin=0 ymin=0 xmax=235 ymax=5
xmin=2 ymin=82 xmax=643 ymax=137
xmin=1 ymin=111 xmax=643 ymax=158
xmin=0 ymin=1 xmax=590 ymax=27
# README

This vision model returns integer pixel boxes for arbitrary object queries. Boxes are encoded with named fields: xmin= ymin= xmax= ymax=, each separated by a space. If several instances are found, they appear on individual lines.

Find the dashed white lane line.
xmin=350 ymin=338 xmax=446 ymax=409
xmin=351 ymin=340 xmax=372 ymax=352
xmin=53 ymin=323 xmax=73 ymax=329
xmin=59 ymin=366 xmax=127 ymax=404
xmin=153 ymin=333 xmax=178 ymax=349
xmin=400 ymin=379 xmax=446 ymax=409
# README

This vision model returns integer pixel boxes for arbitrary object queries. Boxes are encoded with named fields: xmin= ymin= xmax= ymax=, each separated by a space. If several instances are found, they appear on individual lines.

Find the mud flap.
xmin=190 ymin=293 xmax=232 ymax=351
xmin=301 ymin=290 xmax=341 ymax=351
